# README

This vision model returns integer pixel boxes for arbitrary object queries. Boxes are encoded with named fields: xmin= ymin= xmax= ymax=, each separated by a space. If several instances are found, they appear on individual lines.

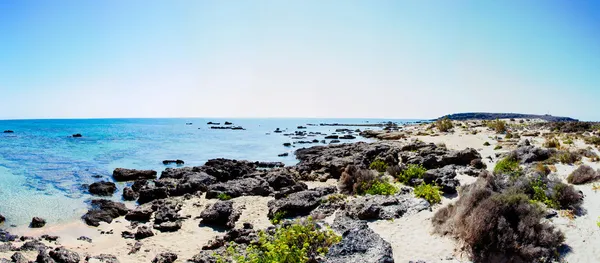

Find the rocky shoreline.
xmin=1 ymin=118 xmax=600 ymax=262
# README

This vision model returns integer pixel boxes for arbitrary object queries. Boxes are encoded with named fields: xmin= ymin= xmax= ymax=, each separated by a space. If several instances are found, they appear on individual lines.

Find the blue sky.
xmin=1 ymin=1 xmax=599 ymax=120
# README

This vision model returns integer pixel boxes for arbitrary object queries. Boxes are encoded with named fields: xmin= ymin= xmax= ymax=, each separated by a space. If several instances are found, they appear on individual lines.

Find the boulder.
xmin=201 ymin=159 xmax=257 ymax=182
xmin=137 ymin=186 xmax=169 ymax=204
xmin=135 ymin=226 xmax=154 ymax=240
xmin=89 ymin=181 xmax=117 ymax=196
xmin=82 ymin=200 xmax=129 ymax=227
xmin=205 ymin=177 xmax=273 ymax=199
xmin=511 ymin=146 xmax=555 ymax=163
xmin=0 ymin=214 xmax=4 ymax=224
xmin=48 ymin=247 xmax=80 ymax=263
xmin=345 ymin=194 xmax=430 ymax=220
xmin=122 ymin=187 xmax=138 ymax=201
xmin=125 ymin=206 xmax=154 ymax=222
xmin=325 ymin=216 xmax=394 ymax=263
xmin=131 ymin=180 xmax=149 ymax=192
xmin=19 ymin=240 xmax=47 ymax=252
xmin=30 ymin=217 xmax=46 ymax=228
xmin=199 ymin=201 xmax=241 ymax=229
xmin=267 ymin=187 xmax=336 ymax=219
xmin=112 ymin=168 xmax=157 ymax=182
xmin=152 ymin=252 xmax=178 ymax=263
xmin=11 ymin=252 xmax=27 ymax=263
xmin=422 ymin=165 xmax=460 ymax=194
xmin=154 ymin=221 xmax=182 ymax=232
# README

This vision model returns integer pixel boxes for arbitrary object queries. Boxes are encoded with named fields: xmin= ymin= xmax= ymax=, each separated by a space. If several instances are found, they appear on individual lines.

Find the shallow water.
xmin=0 ymin=118 xmax=413 ymax=227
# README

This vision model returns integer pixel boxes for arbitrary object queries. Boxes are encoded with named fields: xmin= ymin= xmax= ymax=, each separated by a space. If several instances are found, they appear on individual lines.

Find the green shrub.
xmin=219 ymin=217 xmax=342 ymax=263
xmin=436 ymin=117 xmax=454 ymax=132
xmin=494 ymin=145 xmax=503 ymax=150
xmin=217 ymin=193 xmax=232 ymax=201
xmin=369 ymin=159 xmax=388 ymax=173
xmin=493 ymin=157 xmax=522 ymax=177
xmin=563 ymin=138 xmax=574 ymax=145
xmin=529 ymin=178 xmax=559 ymax=209
xmin=339 ymin=166 xmax=377 ymax=195
xmin=488 ymin=119 xmax=507 ymax=134
xmin=322 ymin=193 xmax=347 ymax=204
xmin=483 ymin=142 xmax=491 ymax=146
xmin=567 ymin=165 xmax=599 ymax=184
xmin=414 ymin=183 xmax=442 ymax=204
xmin=584 ymin=136 xmax=600 ymax=145
xmin=397 ymin=164 xmax=427 ymax=184
xmin=505 ymin=132 xmax=513 ymax=139
xmin=270 ymin=211 xmax=287 ymax=225
xmin=361 ymin=179 xmax=398 ymax=196
xmin=554 ymin=151 xmax=581 ymax=164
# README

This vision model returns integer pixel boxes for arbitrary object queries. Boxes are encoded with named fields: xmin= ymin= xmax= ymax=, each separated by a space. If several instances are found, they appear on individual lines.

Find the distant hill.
xmin=436 ymin=112 xmax=578 ymax=122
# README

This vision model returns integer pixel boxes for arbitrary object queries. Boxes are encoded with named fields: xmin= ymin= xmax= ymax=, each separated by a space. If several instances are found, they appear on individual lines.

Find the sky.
xmin=0 ymin=1 xmax=599 ymax=120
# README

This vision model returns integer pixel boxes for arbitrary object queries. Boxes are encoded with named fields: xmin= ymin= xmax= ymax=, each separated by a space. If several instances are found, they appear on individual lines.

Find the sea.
xmin=0 ymin=118 xmax=415 ymax=228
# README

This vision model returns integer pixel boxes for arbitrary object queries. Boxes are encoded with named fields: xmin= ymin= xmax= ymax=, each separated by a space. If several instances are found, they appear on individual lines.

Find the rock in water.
xmin=30 ymin=217 xmax=46 ymax=228
xmin=112 ymin=168 xmax=157 ymax=181
xmin=152 ymin=252 xmax=178 ymax=263
xmin=162 ymin=160 xmax=184 ymax=165
xmin=89 ymin=181 xmax=117 ymax=196
xmin=82 ymin=200 xmax=129 ymax=227
xmin=0 ymin=214 xmax=5 ymax=224
xmin=72 ymin=133 xmax=82 ymax=138
xmin=122 ymin=187 xmax=138 ymax=201
xmin=3 ymin=130 xmax=13 ymax=133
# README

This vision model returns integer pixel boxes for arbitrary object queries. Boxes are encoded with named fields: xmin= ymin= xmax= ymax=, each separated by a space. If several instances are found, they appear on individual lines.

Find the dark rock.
xmin=48 ymin=247 xmax=80 ymax=263
xmin=325 ymin=135 xmax=339 ymax=139
xmin=255 ymin=161 xmax=285 ymax=168
xmin=199 ymin=201 xmax=241 ymax=229
xmin=274 ymin=182 xmax=309 ymax=199
xmin=128 ymin=242 xmax=142 ymax=255
xmin=224 ymin=121 xmax=233 ymax=125
xmin=202 ymin=226 xmax=258 ymax=250
xmin=72 ymin=133 xmax=82 ymax=138
xmin=511 ymin=146 xmax=555 ymax=163
xmin=422 ymin=165 xmax=460 ymax=194
xmin=131 ymin=180 xmax=149 ymax=192
xmin=154 ymin=221 xmax=182 ymax=232
xmin=19 ymin=240 xmax=47 ymax=252
xmin=0 ymin=229 xmax=17 ymax=242
xmin=3 ymin=130 xmax=14 ymax=133
xmin=162 ymin=160 xmax=185 ymax=165
xmin=283 ymin=143 xmax=292 ymax=147
xmin=267 ymin=187 xmax=336 ymax=218
xmin=35 ymin=250 xmax=54 ymax=263
xmin=206 ymin=177 xmax=273 ymax=199
xmin=135 ymin=226 xmax=154 ymax=240
xmin=137 ymin=186 xmax=169 ymax=204
xmin=11 ymin=252 xmax=27 ymax=263
xmin=152 ymin=252 xmax=177 ymax=263
xmin=470 ymin=158 xmax=487 ymax=169
xmin=89 ymin=181 xmax=117 ymax=196
xmin=345 ymin=194 xmax=429 ymax=220
xmin=86 ymin=254 xmax=120 ymax=263
xmin=277 ymin=153 xmax=289 ymax=157
xmin=441 ymin=148 xmax=481 ymax=166
xmin=41 ymin=235 xmax=59 ymax=242
xmin=187 ymin=251 xmax=218 ymax=263
xmin=82 ymin=200 xmax=129 ymax=227
xmin=265 ymin=171 xmax=297 ymax=190
xmin=125 ymin=206 xmax=154 ymax=222
xmin=0 ymin=214 xmax=4 ymax=224
xmin=77 ymin=236 xmax=92 ymax=243
xmin=122 ymin=187 xmax=138 ymax=201
xmin=339 ymin=135 xmax=356 ymax=139
xmin=121 ymin=231 xmax=135 ymax=239
xmin=207 ymin=122 xmax=220 ymax=125
xmin=325 ymin=216 xmax=394 ymax=263
xmin=30 ymin=217 xmax=46 ymax=228
xmin=113 ymin=168 xmax=157 ymax=182
xmin=330 ymin=140 xmax=341 ymax=144
xmin=201 ymin=158 xmax=258 ymax=182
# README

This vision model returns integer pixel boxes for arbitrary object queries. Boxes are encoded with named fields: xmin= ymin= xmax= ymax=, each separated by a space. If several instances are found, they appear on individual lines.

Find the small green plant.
xmin=554 ymin=151 xmax=581 ymax=164
xmin=435 ymin=117 xmax=454 ymax=132
xmin=218 ymin=217 xmax=342 ymax=263
xmin=270 ymin=211 xmax=287 ymax=225
xmin=505 ymin=132 xmax=513 ymax=139
xmin=414 ymin=183 xmax=442 ymax=204
xmin=563 ymin=138 xmax=574 ymax=145
xmin=530 ymin=178 xmax=559 ymax=209
xmin=217 ymin=193 xmax=232 ymax=201
xmin=494 ymin=145 xmax=503 ymax=150
xmin=361 ymin=179 xmax=398 ymax=196
xmin=597 ymin=217 xmax=600 ymax=228
xmin=584 ymin=136 xmax=600 ymax=146
xmin=397 ymin=164 xmax=427 ymax=184
xmin=369 ymin=159 xmax=388 ymax=173
xmin=493 ymin=157 xmax=522 ymax=177
xmin=483 ymin=142 xmax=491 ymax=146
xmin=322 ymin=194 xmax=347 ymax=204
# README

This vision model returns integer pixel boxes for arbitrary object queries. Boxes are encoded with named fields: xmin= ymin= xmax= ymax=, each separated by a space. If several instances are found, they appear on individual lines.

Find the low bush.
xmin=362 ymin=179 xmax=398 ymax=196
xmin=436 ymin=117 xmax=454 ymax=132
xmin=563 ymin=138 xmax=574 ymax=145
xmin=567 ymin=165 xmax=599 ymax=184
xmin=493 ymin=157 xmax=522 ymax=178
xmin=529 ymin=178 xmax=559 ymax=209
xmin=584 ymin=136 xmax=600 ymax=145
xmin=483 ymin=142 xmax=490 ymax=146
xmin=534 ymin=163 xmax=551 ymax=176
xmin=553 ymin=150 xmax=582 ymax=164
xmin=397 ymin=164 xmax=427 ymax=184
xmin=369 ymin=159 xmax=388 ymax=173
xmin=217 ymin=193 xmax=232 ymax=201
xmin=385 ymin=164 xmax=403 ymax=177
xmin=494 ymin=145 xmax=502 ymax=150
xmin=339 ymin=165 xmax=377 ymax=195
xmin=544 ymin=138 xmax=561 ymax=148
xmin=505 ymin=132 xmax=513 ymax=139
xmin=432 ymin=176 xmax=566 ymax=263
xmin=488 ymin=119 xmax=507 ymax=134
xmin=414 ymin=183 xmax=441 ymax=204
xmin=219 ymin=217 xmax=341 ymax=263
xmin=270 ymin=211 xmax=287 ymax=225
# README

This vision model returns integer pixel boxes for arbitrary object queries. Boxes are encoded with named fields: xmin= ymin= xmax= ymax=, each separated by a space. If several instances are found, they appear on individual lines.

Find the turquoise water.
xmin=0 ymin=118 xmax=413 ymax=227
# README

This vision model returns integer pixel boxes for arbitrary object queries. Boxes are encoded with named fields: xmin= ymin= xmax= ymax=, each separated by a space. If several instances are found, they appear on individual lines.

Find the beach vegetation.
xmin=505 ymin=132 xmax=513 ymax=139
xmin=322 ymin=193 xmax=347 ymax=204
xmin=414 ymin=183 xmax=442 ymax=204
xmin=494 ymin=145 xmax=502 ymax=150
xmin=270 ymin=211 xmax=287 ymax=225
xmin=435 ymin=117 xmax=454 ymax=132
xmin=584 ymin=136 xmax=600 ymax=145
xmin=543 ymin=138 xmax=561 ymax=148
xmin=217 ymin=193 xmax=232 ymax=201
xmin=483 ymin=142 xmax=490 ymax=146
xmin=361 ymin=179 xmax=398 ymax=196
xmin=218 ymin=217 xmax=341 ymax=263
xmin=369 ymin=159 xmax=388 ymax=173
xmin=339 ymin=165 xmax=377 ymax=195
xmin=534 ymin=163 xmax=551 ymax=176
xmin=567 ymin=165 xmax=599 ymax=184
xmin=493 ymin=157 xmax=522 ymax=178
xmin=397 ymin=164 xmax=427 ymax=184
xmin=488 ymin=119 xmax=507 ymax=134
xmin=553 ymin=150 xmax=581 ymax=165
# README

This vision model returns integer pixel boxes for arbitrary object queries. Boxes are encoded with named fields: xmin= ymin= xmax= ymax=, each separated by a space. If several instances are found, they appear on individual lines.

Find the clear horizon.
xmin=1 ymin=1 xmax=599 ymax=121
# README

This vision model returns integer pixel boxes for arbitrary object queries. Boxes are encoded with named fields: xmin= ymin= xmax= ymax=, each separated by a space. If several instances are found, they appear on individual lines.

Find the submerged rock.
xmin=162 ymin=160 xmax=185 ymax=165
xmin=72 ymin=133 xmax=82 ymax=138
xmin=82 ymin=200 xmax=129 ymax=227
xmin=89 ymin=181 xmax=117 ymax=196
xmin=29 ymin=217 xmax=46 ymax=228
xmin=112 ymin=168 xmax=157 ymax=181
